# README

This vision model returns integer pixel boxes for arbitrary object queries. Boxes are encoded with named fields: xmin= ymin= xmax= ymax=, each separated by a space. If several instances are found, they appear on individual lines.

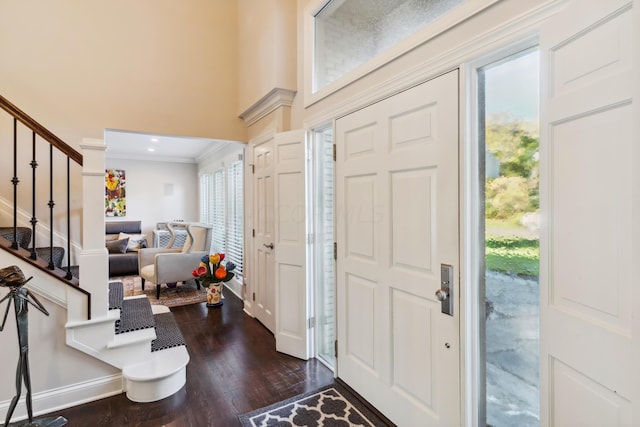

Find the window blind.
xmin=226 ymin=161 xmax=243 ymax=276
xmin=198 ymin=162 xmax=244 ymax=280
xmin=211 ymin=169 xmax=226 ymax=254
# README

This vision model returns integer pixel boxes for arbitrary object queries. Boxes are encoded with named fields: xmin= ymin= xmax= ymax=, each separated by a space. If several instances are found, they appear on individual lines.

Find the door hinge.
xmin=333 ymin=242 xmax=337 ymax=260
xmin=251 ymin=164 xmax=255 ymax=174
xmin=308 ymin=317 xmax=316 ymax=329
xmin=252 ymin=292 xmax=256 ymax=301
xmin=252 ymin=228 xmax=255 ymax=238
xmin=333 ymin=144 xmax=336 ymax=162
xmin=334 ymin=340 xmax=338 ymax=358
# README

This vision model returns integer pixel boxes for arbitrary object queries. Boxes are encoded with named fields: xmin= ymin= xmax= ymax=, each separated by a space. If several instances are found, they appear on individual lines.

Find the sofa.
xmin=105 ymin=221 xmax=147 ymax=277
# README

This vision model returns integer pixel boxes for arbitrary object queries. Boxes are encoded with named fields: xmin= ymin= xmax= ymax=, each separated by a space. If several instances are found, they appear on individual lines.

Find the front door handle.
xmin=263 ymin=243 xmax=274 ymax=250
xmin=437 ymin=264 xmax=454 ymax=316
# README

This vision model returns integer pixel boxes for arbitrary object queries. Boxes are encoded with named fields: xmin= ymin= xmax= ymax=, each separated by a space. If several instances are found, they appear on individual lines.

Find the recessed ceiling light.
xmin=150 ymin=138 xmax=159 ymax=142
xmin=147 ymin=148 xmax=156 ymax=152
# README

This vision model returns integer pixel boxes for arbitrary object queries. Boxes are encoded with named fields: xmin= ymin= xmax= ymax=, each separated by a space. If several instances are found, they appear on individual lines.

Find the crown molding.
xmin=239 ymin=88 xmax=297 ymax=127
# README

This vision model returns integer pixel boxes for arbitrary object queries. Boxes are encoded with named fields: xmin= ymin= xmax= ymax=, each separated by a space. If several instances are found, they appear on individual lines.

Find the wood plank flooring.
xmin=44 ymin=290 xmax=335 ymax=427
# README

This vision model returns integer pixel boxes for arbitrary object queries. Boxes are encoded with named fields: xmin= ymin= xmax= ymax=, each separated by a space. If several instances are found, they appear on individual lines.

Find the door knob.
xmin=435 ymin=288 xmax=449 ymax=301
xmin=263 ymin=243 xmax=274 ymax=250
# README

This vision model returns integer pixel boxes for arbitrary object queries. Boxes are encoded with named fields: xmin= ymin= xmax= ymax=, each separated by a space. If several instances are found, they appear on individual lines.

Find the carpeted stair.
xmin=108 ymin=281 xmax=186 ymax=347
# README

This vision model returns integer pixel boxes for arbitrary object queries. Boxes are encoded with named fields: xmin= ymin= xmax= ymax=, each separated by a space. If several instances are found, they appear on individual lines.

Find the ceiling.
xmin=104 ymin=129 xmax=243 ymax=163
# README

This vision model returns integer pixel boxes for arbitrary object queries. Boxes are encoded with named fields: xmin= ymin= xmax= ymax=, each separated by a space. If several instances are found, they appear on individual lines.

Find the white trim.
xmin=105 ymin=152 xmax=199 ymax=164
xmin=0 ymin=374 xmax=122 ymax=423
xmin=239 ymin=88 xmax=297 ymax=127
xmin=632 ymin=0 xmax=640 ymax=419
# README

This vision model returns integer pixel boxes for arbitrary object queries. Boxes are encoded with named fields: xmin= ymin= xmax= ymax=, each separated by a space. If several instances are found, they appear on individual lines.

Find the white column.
xmin=71 ymin=138 xmax=108 ymax=322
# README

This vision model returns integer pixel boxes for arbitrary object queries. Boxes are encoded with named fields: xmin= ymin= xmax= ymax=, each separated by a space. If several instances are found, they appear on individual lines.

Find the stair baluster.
xmin=29 ymin=130 xmax=38 ymax=261
xmin=65 ymin=157 xmax=73 ymax=280
xmin=11 ymin=118 xmax=19 ymax=250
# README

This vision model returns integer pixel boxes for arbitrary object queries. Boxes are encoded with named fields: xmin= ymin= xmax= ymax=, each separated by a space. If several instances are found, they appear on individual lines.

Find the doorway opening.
xmin=478 ymin=48 xmax=540 ymax=426
xmin=311 ymin=125 xmax=335 ymax=369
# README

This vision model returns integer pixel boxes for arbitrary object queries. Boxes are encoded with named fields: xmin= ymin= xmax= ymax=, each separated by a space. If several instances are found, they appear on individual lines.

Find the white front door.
xmin=336 ymin=70 xmax=460 ymax=426
xmin=539 ymin=1 xmax=634 ymax=425
xmin=274 ymin=130 xmax=311 ymax=360
xmin=253 ymin=134 xmax=276 ymax=333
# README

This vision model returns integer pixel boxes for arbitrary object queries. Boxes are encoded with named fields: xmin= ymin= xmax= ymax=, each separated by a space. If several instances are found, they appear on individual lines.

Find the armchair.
xmin=138 ymin=222 xmax=212 ymax=299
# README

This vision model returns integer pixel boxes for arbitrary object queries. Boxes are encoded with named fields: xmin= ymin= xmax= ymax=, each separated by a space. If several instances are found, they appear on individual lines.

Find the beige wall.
xmin=237 ymin=0 xmax=297 ymax=116
xmin=0 ymin=0 xmax=247 ymax=147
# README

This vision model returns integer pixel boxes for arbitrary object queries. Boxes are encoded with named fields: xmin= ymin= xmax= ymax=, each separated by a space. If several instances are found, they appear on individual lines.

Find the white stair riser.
xmin=66 ymin=328 xmax=154 ymax=368
xmin=124 ymin=367 xmax=187 ymax=403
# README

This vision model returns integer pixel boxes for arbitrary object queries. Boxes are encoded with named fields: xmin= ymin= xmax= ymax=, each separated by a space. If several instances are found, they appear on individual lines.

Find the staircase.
xmin=0 ymin=94 xmax=190 ymax=418
xmin=66 ymin=282 xmax=190 ymax=402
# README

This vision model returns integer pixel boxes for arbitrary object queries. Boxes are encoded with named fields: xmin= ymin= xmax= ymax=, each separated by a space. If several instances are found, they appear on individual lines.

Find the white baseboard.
xmin=0 ymin=373 xmax=123 ymax=423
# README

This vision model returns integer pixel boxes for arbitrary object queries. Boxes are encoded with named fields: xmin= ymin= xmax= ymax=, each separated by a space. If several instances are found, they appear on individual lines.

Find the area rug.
xmin=114 ymin=276 xmax=207 ymax=307
xmin=238 ymin=383 xmax=392 ymax=427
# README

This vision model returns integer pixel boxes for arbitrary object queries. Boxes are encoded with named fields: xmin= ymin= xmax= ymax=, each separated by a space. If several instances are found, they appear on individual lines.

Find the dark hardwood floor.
xmin=45 ymin=290 xmax=335 ymax=426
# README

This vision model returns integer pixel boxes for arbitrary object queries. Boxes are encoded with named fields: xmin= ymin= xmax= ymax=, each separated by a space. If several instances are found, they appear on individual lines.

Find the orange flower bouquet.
xmin=192 ymin=253 xmax=235 ymax=307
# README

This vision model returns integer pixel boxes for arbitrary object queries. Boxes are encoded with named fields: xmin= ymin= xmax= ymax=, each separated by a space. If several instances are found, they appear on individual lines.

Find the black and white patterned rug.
xmin=238 ymin=383 xmax=392 ymax=427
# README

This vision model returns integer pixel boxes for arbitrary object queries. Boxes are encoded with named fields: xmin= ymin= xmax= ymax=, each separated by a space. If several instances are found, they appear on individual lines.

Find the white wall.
xmin=105 ymin=158 xmax=199 ymax=240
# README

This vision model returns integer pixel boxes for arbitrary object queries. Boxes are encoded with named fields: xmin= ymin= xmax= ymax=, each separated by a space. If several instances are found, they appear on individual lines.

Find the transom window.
xmin=313 ymin=0 xmax=464 ymax=92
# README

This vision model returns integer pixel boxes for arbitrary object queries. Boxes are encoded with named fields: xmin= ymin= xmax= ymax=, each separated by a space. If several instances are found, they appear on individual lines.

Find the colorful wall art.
xmin=105 ymin=169 xmax=126 ymax=216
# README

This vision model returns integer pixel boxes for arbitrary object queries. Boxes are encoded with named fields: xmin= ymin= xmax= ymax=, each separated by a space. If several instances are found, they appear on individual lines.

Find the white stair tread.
xmin=151 ymin=305 xmax=171 ymax=314
xmin=108 ymin=327 xmax=156 ymax=349
xmin=123 ymin=346 xmax=190 ymax=382
xmin=124 ymin=294 xmax=148 ymax=300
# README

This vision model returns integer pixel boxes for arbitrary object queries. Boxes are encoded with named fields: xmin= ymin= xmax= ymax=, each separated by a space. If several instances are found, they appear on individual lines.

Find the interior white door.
xmin=539 ymin=1 xmax=634 ymax=425
xmin=274 ymin=130 xmax=311 ymax=359
xmin=253 ymin=134 xmax=276 ymax=333
xmin=336 ymin=70 xmax=460 ymax=426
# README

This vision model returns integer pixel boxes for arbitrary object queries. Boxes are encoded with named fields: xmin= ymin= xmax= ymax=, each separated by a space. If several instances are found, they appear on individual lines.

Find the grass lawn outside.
xmin=486 ymin=235 xmax=539 ymax=278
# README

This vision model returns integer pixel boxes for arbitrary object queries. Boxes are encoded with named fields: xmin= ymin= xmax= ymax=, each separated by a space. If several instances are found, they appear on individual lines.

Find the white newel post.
xmin=68 ymin=138 xmax=109 ymax=322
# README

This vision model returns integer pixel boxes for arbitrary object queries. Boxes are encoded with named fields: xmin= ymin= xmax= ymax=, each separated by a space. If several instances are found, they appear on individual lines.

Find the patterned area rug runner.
xmin=108 ymin=281 xmax=124 ymax=310
xmin=238 ymin=383 xmax=392 ymax=427
xmin=116 ymin=297 xmax=155 ymax=334
xmin=151 ymin=312 xmax=186 ymax=352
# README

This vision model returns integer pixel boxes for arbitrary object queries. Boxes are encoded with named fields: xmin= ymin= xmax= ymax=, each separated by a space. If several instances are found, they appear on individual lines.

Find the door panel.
xmin=274 ymin=130 xmax=310 ymax=360
xmin=253 ymin=135 xmax=276 ymax=333
xmin=540 ymin=1 xmax=633 ymax=425
xmin=336 ymin=70 xmax=460 ymax=426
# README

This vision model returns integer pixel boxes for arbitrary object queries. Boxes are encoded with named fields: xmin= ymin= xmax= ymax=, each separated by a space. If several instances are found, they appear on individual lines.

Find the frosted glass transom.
xmin=313 ymin=0 xmax=464 ymax=91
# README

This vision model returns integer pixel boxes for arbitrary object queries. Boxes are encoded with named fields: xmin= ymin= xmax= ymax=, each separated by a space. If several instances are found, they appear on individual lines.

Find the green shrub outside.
xmin=484 ymin=117 xmax=540 ymax=278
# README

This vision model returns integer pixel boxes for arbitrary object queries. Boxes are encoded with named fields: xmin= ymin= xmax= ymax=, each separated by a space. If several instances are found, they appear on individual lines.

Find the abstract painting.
xmin=105 ymin=169 xmax=126 ymax=216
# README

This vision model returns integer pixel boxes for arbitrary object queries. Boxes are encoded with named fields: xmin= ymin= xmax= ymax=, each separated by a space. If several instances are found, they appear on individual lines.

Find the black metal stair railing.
xmin=0 ymin=94 xmax=90 ymax=319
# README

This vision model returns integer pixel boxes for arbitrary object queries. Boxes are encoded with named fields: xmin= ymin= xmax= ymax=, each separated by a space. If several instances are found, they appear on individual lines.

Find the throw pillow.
xmin=118 ymin=232 xmax=148 ymax=251
xmin=106 ymin=237 xmax=129 ymax=254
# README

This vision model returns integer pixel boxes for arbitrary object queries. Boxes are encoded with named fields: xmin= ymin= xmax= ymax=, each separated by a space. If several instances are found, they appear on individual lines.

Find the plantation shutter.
xmin=211 ymin=169 xmax=226 ymax=253
xmin=226 ymin=160 xmax=243 ymax=277
xmin=199 ymin=174 xmax=210 ymax=223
